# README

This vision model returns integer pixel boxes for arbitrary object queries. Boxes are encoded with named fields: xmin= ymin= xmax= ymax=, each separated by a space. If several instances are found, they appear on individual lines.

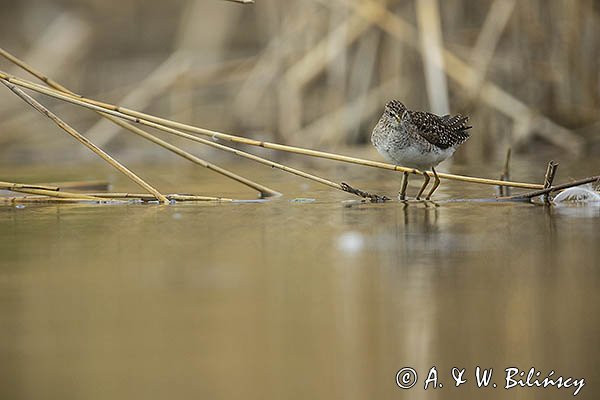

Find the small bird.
xmin=371 ymin=100 xmax=471 ymax=200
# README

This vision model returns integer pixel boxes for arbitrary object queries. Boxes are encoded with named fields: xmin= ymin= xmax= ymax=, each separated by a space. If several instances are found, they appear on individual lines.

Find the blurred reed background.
xmin=0 ymin=0 xmax=599 ymax=166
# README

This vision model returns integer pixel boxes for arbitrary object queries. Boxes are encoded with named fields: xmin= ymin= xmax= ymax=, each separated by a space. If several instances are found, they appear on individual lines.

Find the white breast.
xmin=377 ymin=145 xmax=455 ymax=170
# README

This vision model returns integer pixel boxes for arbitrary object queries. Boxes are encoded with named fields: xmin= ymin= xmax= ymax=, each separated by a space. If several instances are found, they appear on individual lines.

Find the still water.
xmin=1 ymin=156 xmax=599 ymax=399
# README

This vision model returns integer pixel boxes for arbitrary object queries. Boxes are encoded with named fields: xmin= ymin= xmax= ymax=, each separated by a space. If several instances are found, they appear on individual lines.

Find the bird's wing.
xmin=408 ymin=111 xmax=471 ymax=149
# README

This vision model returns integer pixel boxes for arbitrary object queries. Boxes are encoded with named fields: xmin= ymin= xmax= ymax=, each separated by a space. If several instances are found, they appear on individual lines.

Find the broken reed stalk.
xmin=0 ymin=79 xmax=170 ymax=203
xmin=0 ymin=72 xmax=546 ymax=190
xmin=0 ymin=74 xmax=382 ymax=200
xmin=505 ymin=175 xmax=599 ymax=201
xmin=0 ymin=181 xmax=59 ymax=191
xmin=0 ymin=47 xmax=279 ymax=198
xmin=87 ymin=193 xmax=233 ymax=202
xmin=1 ymin=196 xmax=101 ymax=204
xmin=498 ymin=147 xmax=511 ymax=196
xmin=0 ymin=183 xmax=230 ymax=203
xmin=0 ymin=180 xmax=104 ymax=200
xmin=542 ymin=160 xmax=559 ymax=204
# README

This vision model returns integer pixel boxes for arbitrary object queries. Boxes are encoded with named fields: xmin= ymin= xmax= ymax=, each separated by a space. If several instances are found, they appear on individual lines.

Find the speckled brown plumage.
xmin=371 ymin=100 xmax=472 ymax=200
xmin=408 ymin=111 xmax=471 ymax=149
xmin=377 ymin=99 xmax=470 ymax=147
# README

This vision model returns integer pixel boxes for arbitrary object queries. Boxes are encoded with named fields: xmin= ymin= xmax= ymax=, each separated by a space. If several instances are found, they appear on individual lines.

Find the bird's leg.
xmin=398 ymin=171 xmax=409 ymax=200
xmin=425 ymin=166 xmax=441 ymax=200
xmin=415 ymin=170 xmax=430 ymax=200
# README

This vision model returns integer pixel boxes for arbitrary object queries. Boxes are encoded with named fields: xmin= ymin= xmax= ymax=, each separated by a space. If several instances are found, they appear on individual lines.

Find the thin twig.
xmin=0 ymin=79 xmax=169 ymax=203
xmin=498 ymin=147 xmax=511 ymax=196
xmin=0 ymin=72 xmax=546 ymax=190
xmin=0 ymin=47 xmax=279 ymax=198
xmin=340 ymin=183 xmax=390 ymax=202
xmin=220 ymin=0 xmax=254 ymax=4
xmin=505 ymin=175 xmax=599 ymax=201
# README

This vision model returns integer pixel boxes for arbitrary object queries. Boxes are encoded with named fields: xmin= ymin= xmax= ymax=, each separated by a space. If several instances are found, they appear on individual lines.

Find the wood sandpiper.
xmin=371 ymin=100 xmax=471 ymax=200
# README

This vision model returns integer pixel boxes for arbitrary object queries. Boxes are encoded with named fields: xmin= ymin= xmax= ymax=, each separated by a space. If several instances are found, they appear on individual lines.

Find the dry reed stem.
xmin=0 ymin=182 xmax=59 ymax=191
xmin=167 ymin=194 xmax=232 ymax=202
xmin=297 ymin=75 xmax=400 ymax=146
xmin=498 ymin=147 xmax=512 ymax=196
xmin=463 ymin=0 xmax=516 ymax=105
xmin=83 ymin=52 xmax=191 ymax=147
xmin=221 ymin=0 xmax=254 ymax=4
xmin=0 ymin=13 xmax=89 ymax=113
xmin=234 ymin=5 xmax=315 ymax=120
xmin=0 ymin=181 xmax=104 ymax=200
xmin=87 ymin=193 xmax=233 ymax=202
xmin=0 ymin=47 xmax=278 ymax=198
xmin=543 ymin=161 xmax=559 ymax=189
xmin=0 ymin=73 xmax=388 ymax=199
xmin=0 ymin=72 xmax=546 ymax=190
xmin=343 ymin=29 xmax=380 ymax=144
xmin=279 ymin=3 xmax=377 ymax=137
xmin=0 ymin=196 xmax=101 ymax=204
xmin=0 ymin=191 xmax=230 ymax=203
xmin=0 ymin=79 xmax=170 ymax=203
xmin=285 ymin=6 xmax=371 ymax=89
xmin=0 ymin=196 xmax=85 ymax=204
xmin=505 ymin=175 xmax=599 ymax=201
xmin=185 ymin=55 xmax=258 ymax=87
xmin=542 ymin=160 xmax=559 ymax=204
xmin=337 ymin=0 xmax=584 ymax=154
xmin=103 ymin=116 xmax=280 ymax=197
xmin=416 ymin=0 xmax=449 ymax=115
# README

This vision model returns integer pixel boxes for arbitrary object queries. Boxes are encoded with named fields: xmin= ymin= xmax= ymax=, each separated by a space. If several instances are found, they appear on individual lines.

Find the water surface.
xmin=1 ymin=158 xmax=599 ymax=399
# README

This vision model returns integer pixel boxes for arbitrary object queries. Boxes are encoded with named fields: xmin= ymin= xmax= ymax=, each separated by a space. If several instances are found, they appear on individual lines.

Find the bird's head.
xmin=384 ymin=100 xmax=406 ymax=122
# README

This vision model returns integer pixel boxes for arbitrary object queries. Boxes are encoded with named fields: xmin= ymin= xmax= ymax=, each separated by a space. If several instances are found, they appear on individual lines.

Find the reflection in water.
xmin=0 ymin=162 xmax=599 ymax=399
xmin=552 ymin=203 xmax=600 ymax=219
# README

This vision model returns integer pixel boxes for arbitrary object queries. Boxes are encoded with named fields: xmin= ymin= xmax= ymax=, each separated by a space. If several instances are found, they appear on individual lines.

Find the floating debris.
xmin=290 ymin=198 xmax=316 ymax=203
xmin=232 ymin=199 xmax=269 ymax=203
xmin=553 ymin=185 xmax=600 ymax=204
